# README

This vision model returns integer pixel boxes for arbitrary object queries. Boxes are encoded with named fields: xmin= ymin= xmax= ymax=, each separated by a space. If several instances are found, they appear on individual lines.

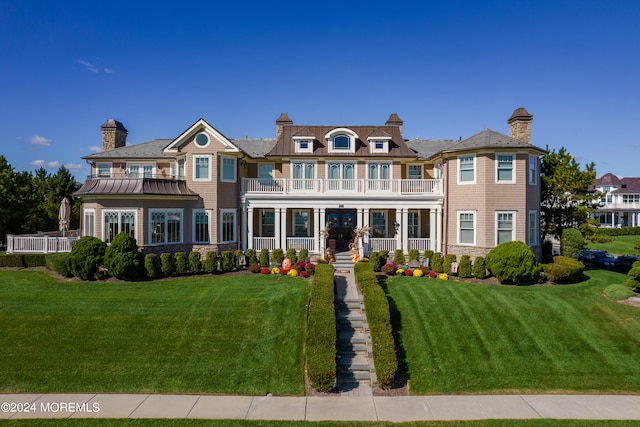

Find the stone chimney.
xmin=507 ymin=108 xmax=532 ymax=144
xmin=385 ymin=113 xmax=403 ymax=134
xmin=275 ymin=113 xmax=293 ymax=140
xmin=101 ymin=119 xmax=128 ymax=151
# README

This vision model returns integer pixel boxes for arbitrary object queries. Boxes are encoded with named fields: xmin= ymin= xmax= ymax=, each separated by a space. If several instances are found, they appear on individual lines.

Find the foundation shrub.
xmin=542 ymin=256 xmax=585 ymax=283
xmin=188 ymin=252 xmax=202 ymax=274
xmin=220 ymin=251 xmax=234 ymax=272
xmin=245 ymin=249 xmax=257 ymax=266
xmin=160 ymin=253 xmax=175 ymax=277
xmin=103 ymin=232 xmax=142 ymax=280
xmin=234 ymin=250 xmax=244 ymax=269
xmin=203 ymin=251 xmax=218 ymax=274
xmin=378 ymin=250 xmax=390 ymax=264
xmin=173 ymin=252 xmax=188 ymax=275
xmin=561 ymin=228 xmax=585 ymax=259
xmin=407 ymin=249 xmax=420 ymax=262
xmin=297 ymin=249 xmax=309 ymax=263
xmin=393 ymin=249 xmax=405 ymax=265
xmin=0 ymin=254 xmax=25 ymax=267
xmin=259 ymin=249 xmax=270 ymax=268
xmin=306 ymin=264 xmax=336 ymax=392
xmin=457 ymin=255 xmax=473 ymax=278
xmin=144 ymin=253 xmax=161 ymax=279
xmin=473 ymin=256 xmax=487 ymax=279
xmin=45 ymin=253 xmax=71 ymax=277
xmin=22 ymin=254 xmax=46 ymax=267
xmin=627 ymin=261 xmax=640 ymax=290
xmin=68 ymin=236 xmax=107 ymax=280
xmin=486 ymin=241 xmax=542 ymax=284
xmin=369 ymin=252 xmax=384 ymax=272
xmin=272 ymin=248 xmax=284 ymax=264
xmin=444 ymin=254 xmax=457 ymax=275
xmin=285 ymin=248 xmax=297 ymax=264
xmin=431 ymin=252 xmax=444 ymax=273
xmin=423 ymin=250 xmax=434 ymax=263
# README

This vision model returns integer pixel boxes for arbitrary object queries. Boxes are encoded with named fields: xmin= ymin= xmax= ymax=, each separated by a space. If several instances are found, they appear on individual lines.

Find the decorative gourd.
xmin=282 ymin=258 xmax=292 ymax=270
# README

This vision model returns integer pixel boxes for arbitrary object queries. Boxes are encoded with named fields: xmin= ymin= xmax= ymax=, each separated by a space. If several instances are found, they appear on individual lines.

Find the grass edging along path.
xmin=0 ymin=270 xmax=311 ymax=395
xmin=385 ymin=269 xmax=640 ymax=395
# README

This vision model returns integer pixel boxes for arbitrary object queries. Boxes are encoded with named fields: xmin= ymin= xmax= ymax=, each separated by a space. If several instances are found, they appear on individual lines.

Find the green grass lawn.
xmin=0 ymin=270 xmax=311 ymax=395
xmin=587 ymin=235 xmax=640 ymax=255
xmin=385 ymin=269 xmax=640 ymax=395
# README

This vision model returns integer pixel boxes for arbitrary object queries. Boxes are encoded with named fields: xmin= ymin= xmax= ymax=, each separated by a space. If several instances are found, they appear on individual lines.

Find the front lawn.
xmin=0 ymin=271 xmax=311 ymax=395
xmin=587 ymin=235 xmax=640 ymax=255
xmin=386 ymin=269 xmax=640 ymax=394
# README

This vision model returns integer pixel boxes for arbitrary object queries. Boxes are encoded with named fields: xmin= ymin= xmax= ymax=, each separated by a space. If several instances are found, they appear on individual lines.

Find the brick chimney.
xmin=507 ymin=108 xmax=532 ymax=144
xmin=385 ymin=113 xmax=403 ymax=134
xmin=101 ymin=119 xmax=128 ymax=151
xmin=275 ymin=113 xmax=293 ymax=140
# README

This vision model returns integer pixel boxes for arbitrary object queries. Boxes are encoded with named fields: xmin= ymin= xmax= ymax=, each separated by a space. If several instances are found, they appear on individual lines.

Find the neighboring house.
xmin=74 ymin=108 xmax=546 ymax=259
xmin=592 ymin=173 xmax=640 ymax=227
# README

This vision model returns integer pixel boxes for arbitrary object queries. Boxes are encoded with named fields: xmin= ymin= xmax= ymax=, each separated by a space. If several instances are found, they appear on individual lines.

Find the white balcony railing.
xmin=253 ymin=237 xmax=277 ymax=251
xmin=408 ymin=238 xmax=431 ymax=252
xmin=242 ymin=178 xmax=442 ymax=195
xmin=7 ymin=234 xmax=79 ymax=254
xmin=286 ymin=237 xmax=315 ymax=251
xmin=368 ymin=238 xmax=397 ymax=253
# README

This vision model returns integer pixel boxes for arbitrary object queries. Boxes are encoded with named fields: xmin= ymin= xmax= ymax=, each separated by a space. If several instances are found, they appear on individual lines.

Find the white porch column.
xmin=395 ymin=208 xmax=402 ymax=250
xmin=436 ymin=207 xmax=443 ymax=253
xmin=402 ymin=208 xmax=409 ymax=253
xmin=245 ymin=207 xmax=253 ymax=250
xmin=313 ymin=208 xmax=320 ymax=254
xmin=363 ymin=208 xmax=370 ymax=249
xmin=280 ymin=208 xmax=288 ymax=249
xmin=274 ymin=208 xmax=282 ymax=251
xmin=430 ymin=208 xmax=437 ymax=252
xmin=319 ymin=208 xmax=326 ymax=254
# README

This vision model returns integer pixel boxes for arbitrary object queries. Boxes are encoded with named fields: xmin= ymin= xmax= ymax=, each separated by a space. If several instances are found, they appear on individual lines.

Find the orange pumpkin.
xmin=282 ymin=258 xmax=292 ymax=270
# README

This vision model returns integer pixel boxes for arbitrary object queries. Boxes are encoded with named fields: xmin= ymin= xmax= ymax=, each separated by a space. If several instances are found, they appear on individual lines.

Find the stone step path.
xmin=333 ymin=252 xmax=376 ymax=396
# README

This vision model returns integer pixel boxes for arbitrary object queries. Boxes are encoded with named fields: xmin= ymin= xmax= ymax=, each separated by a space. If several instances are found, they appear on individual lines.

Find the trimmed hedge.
xmin=174 ymin=252 xmax=188 ymax=275
xmin=596 ymin=226 xmax=640 ymax=236
xmin=306 ymin=263 xmax=336 ymax=392
xmin=45 ymin=253 xmax=70 ymax=277
xmin=542 ymin=256 xmax=585 ymax=283
xmin=431 ymin=252 xmax=444 ymax=273
xmin=473 ymin=256 xmax=487 ymax=279
xmin=354 ymin=262 xmax=398 ymax=389
xmin=444 ymin=254 xmax=457 ymax=275
xmin=457 ymin=255 xmax=473 ymax=278
xmin=144 ymin=253 xmax=161 ymax=279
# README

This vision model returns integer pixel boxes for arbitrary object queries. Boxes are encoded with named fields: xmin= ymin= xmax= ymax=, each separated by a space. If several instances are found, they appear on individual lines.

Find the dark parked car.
xmin=577 ymin=250 xmax=621 ymax=271
xmin=617 ymin=255 xmax=639 ymax=273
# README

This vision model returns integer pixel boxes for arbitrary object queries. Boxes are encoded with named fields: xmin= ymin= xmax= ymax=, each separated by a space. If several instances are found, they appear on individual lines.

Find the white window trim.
xmin=126 ymin=162 xmax=155 ymax=178
xmin=408 ymin=210 xmax=421 ymax=238
xmin=171 ymin=156 xmax=186 ymax=180
xmin=528 ymin=155 xmax=538 ymax=185
xmin=370 ymin=210 xmax=388 ymax=238
xmin=83 ymin=208 xmax=95 ymax=237
xmin=325 ymin=128 xmax=358 ymax=154
xmin=407 ymin=164 xmax=423 ymax=179
xmin=193 ymin=154 xmax=212 ymax=182
xmin=457 ymin=155 xmax=476 ymax=185
xmin=290 ymin=160 xmax=317 ymax=177
xmin=292 ymin=209 xmax=311 ymax=237
xmin=96 ymin=162 xmax=112 ymax=177
xmin=366 ymin=161 xmax=393 ymax=178
xmin=293 ymin=138 xmax=313 ymax=153
xmin=219 ymin=208 xmax=237 ymax=243
xmin=496 ymin=153 xmax=516 ymax=184
xmin=325 ymin=162 xmax=357 ymax=179
xmin=103 ymin=209 xmax=138 ymax=243
xmin=495 ymin=211 xmax=516 ymax=246
xmin=220 ymin=155 xmax=237 ymax=183
xmin=192 ymin=209 xmax=212 ymax=243
xmin=458 ymin=211 xmax=476 ymax=246
xmin=528 ymin=210 xmax=538 ymax=246
xmin=368 ymin=139 xmax=389 ymax=154
xmin=194 ymin=132 xmax=211 ymax=148
xmin=148 ymin=208 xmax=184 ymax=244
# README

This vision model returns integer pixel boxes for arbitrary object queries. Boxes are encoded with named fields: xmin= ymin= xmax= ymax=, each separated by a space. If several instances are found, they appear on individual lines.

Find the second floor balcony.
xmin=241 ymin=178 xmax=443 ymax=196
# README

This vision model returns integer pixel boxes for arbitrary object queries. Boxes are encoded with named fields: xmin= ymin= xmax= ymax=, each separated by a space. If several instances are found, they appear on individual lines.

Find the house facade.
xmin=74 ymin=108 xmax=546 ymax=259
xmin=592 ymin=173 xmax=640 ymax=228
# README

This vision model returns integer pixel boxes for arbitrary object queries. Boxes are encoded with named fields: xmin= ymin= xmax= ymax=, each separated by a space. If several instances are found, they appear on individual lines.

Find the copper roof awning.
xmin=74 ymin=177 xmax=198 ymax=197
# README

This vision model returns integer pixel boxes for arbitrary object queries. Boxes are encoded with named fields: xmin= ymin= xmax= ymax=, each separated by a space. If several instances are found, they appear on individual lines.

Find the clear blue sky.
xmin=1 ymin=0 xmax=639 ymax=178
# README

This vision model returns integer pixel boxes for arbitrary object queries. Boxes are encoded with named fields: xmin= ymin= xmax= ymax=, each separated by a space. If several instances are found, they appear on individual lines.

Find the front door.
xmin=326 ymin=209 xmax=356 ymax=251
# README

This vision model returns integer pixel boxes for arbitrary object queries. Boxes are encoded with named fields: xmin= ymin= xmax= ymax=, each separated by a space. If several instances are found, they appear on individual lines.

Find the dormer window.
xmin=294 ymin=137 xmax=313 ymax=153
xmin=325 ymin=128 xmax=357 ymax=154
xmin=369 ymin=139 xmax=389 ymax=153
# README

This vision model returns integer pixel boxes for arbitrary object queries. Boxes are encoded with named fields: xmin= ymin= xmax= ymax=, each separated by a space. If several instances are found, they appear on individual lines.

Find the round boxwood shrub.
xmin=67 ymin=236 xmax=107 ymax=280
xmin=103 ymin=232 xmax=142 ymax=280
xmin=473 ymin=256 xmax=487 ymax=279
xmin=626 ymin=261 xmax=640 ymax=291
xmin=561 ymin=228 xmax=584 ymax=259
xmin=144 ymin=253 xmax=161 ymax=279
xmin=457 ymin=255 xmax=473 ymax=278
xmin=486 ymin=241 xmax=542 ymax=284
xmin=542 ymin=256 xmax=585 ymax=283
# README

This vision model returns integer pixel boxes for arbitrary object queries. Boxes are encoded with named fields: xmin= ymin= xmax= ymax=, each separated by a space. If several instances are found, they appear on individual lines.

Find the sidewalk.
xmin=2 ymin=393 xmax=640 ymax=421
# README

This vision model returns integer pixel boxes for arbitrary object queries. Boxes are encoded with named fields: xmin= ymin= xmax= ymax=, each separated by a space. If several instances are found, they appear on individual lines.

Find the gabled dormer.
xmin=325 ymin=127 xmax=358 ymax=154
xmin=164 ymin=118 xmax=241 ymax=154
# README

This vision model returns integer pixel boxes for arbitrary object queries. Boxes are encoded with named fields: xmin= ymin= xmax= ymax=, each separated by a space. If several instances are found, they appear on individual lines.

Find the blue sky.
xmin=1 ymin=0 xmax=639 ymax=178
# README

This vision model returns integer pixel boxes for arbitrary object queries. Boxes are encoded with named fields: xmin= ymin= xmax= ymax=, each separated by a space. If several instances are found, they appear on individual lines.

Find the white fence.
xmin=7 ymin=234 xmax=79 ymax=254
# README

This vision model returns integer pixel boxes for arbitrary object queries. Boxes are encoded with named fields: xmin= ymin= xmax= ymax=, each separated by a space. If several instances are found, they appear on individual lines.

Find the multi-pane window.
xmin=332 ymin=135 xmax=351 ymax=151
xmin=97 ymin=163 xmax=111 ymax=177
xmin=369 ymin=139 xmax=388 ymax=153
xmin=221 ymin=156 xmax=236 ymax=182
xmin=371 ymin=211 xmax=387 ymax=238
xmin=458 ymin=156 xmax=475 ymax=183
xmin=528 ymin=211 xmax=537 ymax=246
xmin=529 ymin=155 xmax=537 ymax=185
xmin=260 ymin=210 xmax=275 ymax=237
xmin=294 ymin=210 xmax=310 ymax=237
xmin=83 ymin=209 xmax=95 ymax=237
xmin=291 ymin=161 xmax=316 ymax=190
xmin=150 ymin=210 xmax=182 ymax=244
xmin=171 ymin=157 xmax=185 ymax=179
xmin=220 ymin=209 xmax=236 ymax=243
xmin=408 ymin=165 xmax=422 ymax=180
xmin=103 ymin=210 xmax=136 ymax=243
xmin=128 ymin=164 xmax=153 ymax=178
xmin=496 ymin=154 xmax=514 ymax=183
xmin=408 ymin=210 xmax=420 ymax=238
xmin=458 ymin=212 xmax=475 ymax=245
xmin=295 ymin=139 xmax=313 ymax=153
xmin=193 ymin=155 xmax=211 ymax=181
xmin=496 ymin=212 xmax=515 ymax=244
xmin=193 ymin=210 xmax=210 ymax=243
xmin=327 ymin=162 xmax=355 ymax=191
xmin=367 ymin=162 xmax=391 ymax=191
xmin=623 ymin=195 xmax=640 ymax=204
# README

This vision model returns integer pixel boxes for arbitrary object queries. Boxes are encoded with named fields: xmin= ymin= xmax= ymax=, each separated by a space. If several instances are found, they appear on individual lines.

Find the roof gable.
xmin=164 ymin=118 xmax=240 ymax=153
xmin=441 ymin=129 xmax=547 ymax=155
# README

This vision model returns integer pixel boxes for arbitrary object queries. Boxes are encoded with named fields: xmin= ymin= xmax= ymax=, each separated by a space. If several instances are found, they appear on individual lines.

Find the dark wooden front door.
xmin=326 ymin=209 xmax=356 ymax=251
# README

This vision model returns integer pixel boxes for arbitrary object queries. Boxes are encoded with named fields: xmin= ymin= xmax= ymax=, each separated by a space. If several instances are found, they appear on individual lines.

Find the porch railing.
xmin=368 ymin=238 xmax=397 ymax=253
xmin=408 ymin=238 xmax=431 ymax=252
xmin=7 ymin=234 xmax=80 ymax=254
xmin=286 ymin=237 xmax=315 ymax=251
xmin=252 ymin=237 xmax=277 ymax=251
xmin=242 ymin=178 xmax=442 ymax=195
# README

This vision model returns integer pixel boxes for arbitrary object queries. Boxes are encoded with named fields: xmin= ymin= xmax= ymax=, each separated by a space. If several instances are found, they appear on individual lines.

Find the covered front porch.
xmin=242 ymin=205 xmax=442 ymax=255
